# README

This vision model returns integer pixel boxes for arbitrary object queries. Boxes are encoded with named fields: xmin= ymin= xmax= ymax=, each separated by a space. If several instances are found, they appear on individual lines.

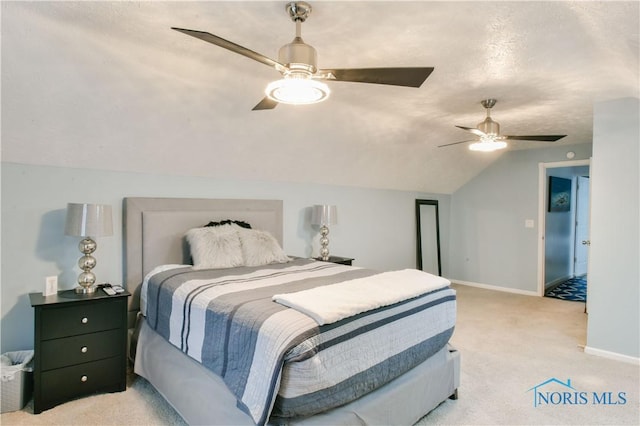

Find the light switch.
xmin=525 ymin=219 xmax=535 ymax=228
xmin=44 ymin=276 xmax=58 ymax=296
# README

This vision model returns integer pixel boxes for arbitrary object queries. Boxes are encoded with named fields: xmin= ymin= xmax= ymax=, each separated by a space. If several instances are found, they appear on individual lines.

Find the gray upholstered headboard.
xmin=123 ymin=197 xmax=283 ymax=327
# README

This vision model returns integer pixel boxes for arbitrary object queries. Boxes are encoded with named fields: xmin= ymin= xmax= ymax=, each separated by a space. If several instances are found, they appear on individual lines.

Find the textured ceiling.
xmin=2 ymin=1 xmax=638 ymax=193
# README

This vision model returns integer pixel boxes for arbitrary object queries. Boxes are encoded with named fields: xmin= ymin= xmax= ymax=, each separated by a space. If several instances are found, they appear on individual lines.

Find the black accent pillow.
xmin=204 ymin=219 xmax=252 ymax=229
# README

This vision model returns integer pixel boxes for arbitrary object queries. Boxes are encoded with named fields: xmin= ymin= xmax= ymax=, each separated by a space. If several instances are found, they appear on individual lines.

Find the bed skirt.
xmin=134 ymin=319 xmax=460 ymax=425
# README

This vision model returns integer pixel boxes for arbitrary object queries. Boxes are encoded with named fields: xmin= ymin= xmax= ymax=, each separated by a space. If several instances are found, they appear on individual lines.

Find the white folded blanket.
xmin=272 ymin=269 xmax=451 ymax=325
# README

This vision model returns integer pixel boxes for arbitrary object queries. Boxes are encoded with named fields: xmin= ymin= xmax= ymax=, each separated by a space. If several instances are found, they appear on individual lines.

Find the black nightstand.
xmin=29 ymin=289 xmax=130 ymax=414
xmin=314 ymin=256 xmax=354 ymax=266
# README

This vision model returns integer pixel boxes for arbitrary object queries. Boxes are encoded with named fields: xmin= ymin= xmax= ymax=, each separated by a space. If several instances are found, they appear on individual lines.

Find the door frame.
xmin=537 ymin=159 xmax=591 ymax=296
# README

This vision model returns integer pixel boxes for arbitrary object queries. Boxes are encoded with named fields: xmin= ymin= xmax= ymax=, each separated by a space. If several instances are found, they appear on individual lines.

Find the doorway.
xmin=537 ymin=160 xmax=591 ymax=298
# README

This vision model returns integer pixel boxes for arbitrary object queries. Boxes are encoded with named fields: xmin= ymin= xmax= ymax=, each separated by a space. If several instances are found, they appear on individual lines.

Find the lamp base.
xmin=319 ymin=225 xmax=330 ymax=261
xmin=76 ymin=238 xmax=98 ymax=295
xmin=75 ymin=285 xmax=97 ymax=294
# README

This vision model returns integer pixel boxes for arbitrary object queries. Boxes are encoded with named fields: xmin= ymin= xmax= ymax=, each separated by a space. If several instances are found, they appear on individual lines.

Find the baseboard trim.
xmin=584 ymin=346 xmax=640 ymax=365
xmin=545 ymin=275 xmax=573 ymax=290
xmin=452 ymin=280 xmax=538 ymax=297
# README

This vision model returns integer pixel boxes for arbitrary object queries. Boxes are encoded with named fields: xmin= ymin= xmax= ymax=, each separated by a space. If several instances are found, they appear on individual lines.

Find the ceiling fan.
xmin=438 ymin=99 xmax=567 ymax=152
xmin=172 ymin=2 xmax=434 ymax=110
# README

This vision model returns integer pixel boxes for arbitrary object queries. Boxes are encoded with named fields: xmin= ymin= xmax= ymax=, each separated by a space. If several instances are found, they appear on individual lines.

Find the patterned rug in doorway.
xmin=545 ymin=276 xmax=587 ymax=302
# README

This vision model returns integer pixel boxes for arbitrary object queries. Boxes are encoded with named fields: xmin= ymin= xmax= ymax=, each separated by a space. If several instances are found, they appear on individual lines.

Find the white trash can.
xmin=0 ymin=350 xmax=34 ymax=413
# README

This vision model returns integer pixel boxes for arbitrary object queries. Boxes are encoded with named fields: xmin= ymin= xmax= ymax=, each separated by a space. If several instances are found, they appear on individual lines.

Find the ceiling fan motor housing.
xmin=279 ymin=37 xmax=318 ymax=74
xmin=478 ymin=117 xmax=500 ymax=137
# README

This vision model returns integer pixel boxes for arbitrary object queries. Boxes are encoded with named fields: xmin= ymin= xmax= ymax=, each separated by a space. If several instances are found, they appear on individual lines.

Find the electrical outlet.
xmin=525 ymin=219 xmax=535 ymax=228
xmin=44 ymin=276 xmax=58 ymax=296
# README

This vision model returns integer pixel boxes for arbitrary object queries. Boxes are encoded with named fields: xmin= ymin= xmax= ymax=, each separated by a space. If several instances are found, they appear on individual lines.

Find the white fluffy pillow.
xmin=185 ymin=225 xmax=244 ymax=269
xmin=236 ymin=227 xmax=290 ymax=267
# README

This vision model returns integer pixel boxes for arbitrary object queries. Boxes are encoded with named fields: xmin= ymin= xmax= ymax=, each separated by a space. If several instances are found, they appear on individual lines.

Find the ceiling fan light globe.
xmin=265 ymin=76 xmax=330 ymax=105
xmin=469 ymin=140 xmax=507 ymax=152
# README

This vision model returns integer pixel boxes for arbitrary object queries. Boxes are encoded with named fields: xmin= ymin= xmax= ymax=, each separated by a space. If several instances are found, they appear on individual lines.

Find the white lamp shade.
xmin=65 ymin=203 xmax=113 ymax=237
xmin=311 ymin=205 xmax=338 ymax=226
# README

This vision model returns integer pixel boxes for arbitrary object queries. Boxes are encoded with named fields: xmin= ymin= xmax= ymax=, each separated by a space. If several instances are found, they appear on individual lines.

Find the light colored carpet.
xmin=2 ymin=284 xmax=638 ymax=425
xmin=418 ymin=285 xmax=639 ymax=425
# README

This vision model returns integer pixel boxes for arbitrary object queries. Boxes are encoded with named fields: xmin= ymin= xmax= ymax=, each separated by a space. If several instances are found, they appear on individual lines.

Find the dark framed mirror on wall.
xmin=415 ymin=199 xmax=442 ymax=276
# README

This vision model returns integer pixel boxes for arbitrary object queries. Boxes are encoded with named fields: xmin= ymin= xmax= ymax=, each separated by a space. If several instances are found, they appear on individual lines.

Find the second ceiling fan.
xmin=172 ymin=2 xmax=434 ymax=110
xmin=439 ymin=99 xmax=567 ymax=151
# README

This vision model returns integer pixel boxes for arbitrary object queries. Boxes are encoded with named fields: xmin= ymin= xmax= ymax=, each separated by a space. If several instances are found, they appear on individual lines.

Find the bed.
xmin=124 ymin=197 xmax=460 ymax=425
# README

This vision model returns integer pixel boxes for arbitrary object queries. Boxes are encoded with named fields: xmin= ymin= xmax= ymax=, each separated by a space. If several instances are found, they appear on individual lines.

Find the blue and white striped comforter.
xmin=142 ymin=258 xmax=456 ymax=425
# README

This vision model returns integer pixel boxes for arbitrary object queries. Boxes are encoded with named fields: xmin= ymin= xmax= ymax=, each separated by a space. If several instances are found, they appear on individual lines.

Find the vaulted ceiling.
xmin=2 ymin=1 xmax=638 ymax=193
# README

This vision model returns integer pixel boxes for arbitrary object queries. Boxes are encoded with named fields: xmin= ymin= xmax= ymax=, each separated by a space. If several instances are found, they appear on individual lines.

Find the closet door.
xmin=416 ymin=200 xmax=441 ymax=276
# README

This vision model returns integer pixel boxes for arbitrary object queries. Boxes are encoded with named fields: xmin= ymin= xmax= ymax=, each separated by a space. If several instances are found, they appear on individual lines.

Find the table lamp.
xmin=64 ymin=203 xmax=113 ymax=294
xmin=311 ymin=204 xmax=337 ymax=261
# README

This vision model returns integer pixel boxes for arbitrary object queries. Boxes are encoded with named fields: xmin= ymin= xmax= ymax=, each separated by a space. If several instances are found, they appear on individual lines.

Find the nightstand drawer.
xmin=40 ymin=329 xmax=123 ymax=371
xmin=40 ymin=299 xmax=125 ymax=339
xmin=40 ymin=356 xmax=125 ymax=407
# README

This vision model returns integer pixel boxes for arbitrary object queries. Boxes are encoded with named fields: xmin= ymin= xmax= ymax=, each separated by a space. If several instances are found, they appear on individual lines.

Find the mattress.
xmin=141 ymin=258 xmax=456 ymax=424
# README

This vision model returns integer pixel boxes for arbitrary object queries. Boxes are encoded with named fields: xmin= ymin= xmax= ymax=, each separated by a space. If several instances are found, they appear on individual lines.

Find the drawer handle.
xmin=81 ymin=317 xmax=88 ymax=324
xmin=81 ymin=346 xmax=88 ymax=353
xmin=81 ymin=375 xmax=88 ymax=383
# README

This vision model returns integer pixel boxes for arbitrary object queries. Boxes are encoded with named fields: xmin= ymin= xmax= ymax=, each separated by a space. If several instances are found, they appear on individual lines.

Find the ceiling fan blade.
xmin=172 ymin=27 xmax=287 ymax=73
xmin=438 ymin=140 xmax=476 ymax=148
xmin=318 ymin=67 xmax=434 ymax=88
xmin=252 ymin=97 xmax=279 ymax=111
xmin=503 ymin=135 xmax=567 ymax=142
xmin=455 ymin=125 xmax=487 ymax=138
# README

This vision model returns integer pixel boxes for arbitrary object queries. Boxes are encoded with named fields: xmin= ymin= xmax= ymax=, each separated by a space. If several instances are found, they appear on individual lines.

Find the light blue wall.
xmin=448 ymin=143 xmax=593 ymax=292
xmin=587 ymin=97 xmax=639 ymax=358
xmin=0 ymin=163 xmax=450 ymax=352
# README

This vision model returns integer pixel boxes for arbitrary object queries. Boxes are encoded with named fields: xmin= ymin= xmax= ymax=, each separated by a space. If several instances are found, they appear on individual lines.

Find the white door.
xmin=574 ymin=176 xmax=590 ymax=276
